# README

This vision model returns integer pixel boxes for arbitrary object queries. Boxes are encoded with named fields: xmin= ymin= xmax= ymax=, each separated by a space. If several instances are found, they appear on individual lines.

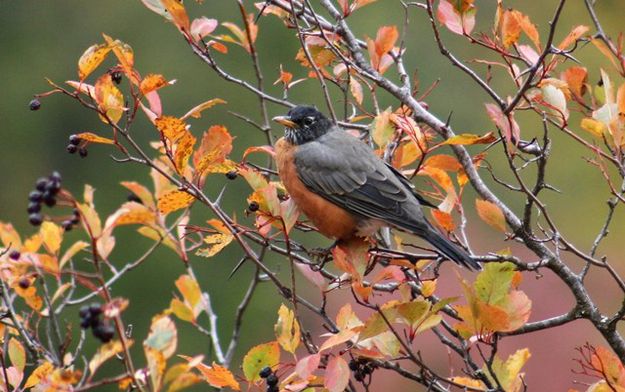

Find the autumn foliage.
xmin=2 ymin=0 xmax=625 ymax=391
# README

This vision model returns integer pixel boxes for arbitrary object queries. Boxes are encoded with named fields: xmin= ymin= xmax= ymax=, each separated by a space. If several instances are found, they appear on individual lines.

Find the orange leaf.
xmin=475 ymin=199 xmax=506 ymax=232
xmin=161 ymin=0 xmax=190 ymax=32
xmin=558 ymin=25 xmax=589 ymax=50
xmin=102 ymin=34 xmax=137 ymax=84
xmin=94 ymin=74 xmax=124 ymax=124
xmin=174 ymin=131 xmax=196 ymax=174
xmin=431 ymin=209 xmax=455 ymax=232
xmin=437 ymin=0 xmax=476 ymax=35
xmin=243 ymin=145 xmax=275 ymax=159
xmin=374 ymin=26 xmax=398 ymax=57
xmin=78 ymin=43 xmax=111 ymax=80
xmin=181 ymin=98 xmax=227 ymax=120
xmin=561 ymin=66 xmax=588 ymax=99
xmin=515 ymin=11 xmax=540 ymax=50
xmin=193 ymin=125 xmax=234 ymax=176
xmin=155 ymin=116 xmax=188 ymax=142
xmin=441 ymin=132 xmax=497 ymax=145
xmin=196 ymin=362 xmax=241 ymax=391
xmin=75 ymin=132 xmax=115 ymax=145
xmin=120 ymin=181 xmax=155 ymax=209
xmin=157 ymin=190 xmax=195 ymax=214
xmin=501 ymin=10 xmax=522 ymax=48
xmin=113 ymin=202 xmax=156 ymax=226
xmin=140 ymin=74 xmax=169 ymax=95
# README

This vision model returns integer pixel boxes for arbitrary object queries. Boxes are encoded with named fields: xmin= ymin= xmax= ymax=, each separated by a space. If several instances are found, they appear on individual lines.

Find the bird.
xmin=272 ymin=105 xmax=481 ymax=270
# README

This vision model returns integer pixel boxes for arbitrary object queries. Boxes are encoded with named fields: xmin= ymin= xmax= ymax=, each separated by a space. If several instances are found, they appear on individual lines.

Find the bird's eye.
xmin=303 ymin=117 xmax=315 ymax=126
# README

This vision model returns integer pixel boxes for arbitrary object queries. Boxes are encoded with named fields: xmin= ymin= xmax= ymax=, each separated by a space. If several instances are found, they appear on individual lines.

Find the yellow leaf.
xmin=157 ymin=190 xmax=195 ymax=214
xmin=145 ymin=347 xmax=167 ymax=391
xmin=242 ymin=341 xmax=280 ymax=382
xmin=450 ymin=376 xmax=486 ymax=390
xmin=89 ymin=340 xmax=130 ymax=375
xmin=112 ymin=202 xmax=156 ymax=226
xmin=181 ymin=98 xmax=227 ymax=120
xmin=155 ymin=116 xmax=188 ymax=142
xmin=144 ymin=315 xmax=178 ymax=359
xmin=372 ymin=108 xmax=395 ymax=148
xmin=475 ymin=199 xmax=506 ymax=232
xmin=75 ymin=132 xmax=115 ymax=145
xmin=421 ymin=280 xmax=437 ymax=297
xmin=196 ymin=233 xmax=233 ymax=258
xmin=78 ymin=43 xmax=111 ymax=80
xmin=274 ymin=304 xmax=301 ymax=354
xmin=40 ymin=222 xmax=63 ymax=255
xmin=120 ymin=181 xmax=155 ymax=209
xmin=441 ymin=132 xmax=497 ymax=145
xmin=0 ymin=222 xmax=22 ymax=249
xmin=24 ymin=362 xmax=54 ymax=389
xmin=8 ymin=338 xmax=26 ymax=371
xmin=175 ymin=275 xmax=202 ymax=317
xmin=161 ymin=0 xmax=190 ymax=32
xmin=196 ymin=362 xmax=241 ymax=391
xmin=169 ymin=298 xmax=195 ymax=323
xmin=174 ymin=131 xmax=196 ymax=174
xmin=580 ymin=118 xmax=606 ymax=138
xmin=94 ymin=73 xmax=124 ymax=124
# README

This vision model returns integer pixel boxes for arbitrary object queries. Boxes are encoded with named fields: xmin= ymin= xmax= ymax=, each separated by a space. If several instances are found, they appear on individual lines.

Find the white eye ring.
xmin=303 ymin=117 xmax=315 ymax=126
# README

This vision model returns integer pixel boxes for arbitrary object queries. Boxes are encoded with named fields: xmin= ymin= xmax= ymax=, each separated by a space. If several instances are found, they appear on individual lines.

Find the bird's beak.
xmin=272 ymin=115 xmax=297 ymax=128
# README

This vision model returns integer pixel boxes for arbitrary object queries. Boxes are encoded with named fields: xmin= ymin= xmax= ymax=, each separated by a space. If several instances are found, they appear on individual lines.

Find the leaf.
xmin=196 ymin=219 xmax=234 ymax=258
xmin=41 ymin=221 xmax=63 ymax=254
xmin=274 ymin=304 xmax=301 ymax=354
xmin=146 ymin=347 xmax=167 ymax=391
xmin=374 ymin=26 xmax=398 ymax=57
xmin=372 ymin=108 xmax=395 ymax=148
xmin=196 ymin=362 xmax=241 ymax=391
xmin=501 ymin=10 xmax=522 ymax=48
xmin=441 ymin=132 xmax=497 ymax=145
xmin=75 ymin=132 xmax=115 ymax=145
xmin=242 ymin=341 xmax=280 ymax=382
xmin=157 ymin=190 xmax=195 ymax=214
xmin=102 ymin=35 xmax=135 ymax=80
xmin=175 ymin=275 xmax=202 ymax=318
xmin=474 ymin=262 xmax=516 ymax=305
xmin=140 ymin=74 xmax=169 ymax=95
xmin=485 ymin=103 xmax=520 ymax=143
xmin=350 ymin=78 xmax=364 ymax=105
xmin=161 ymin=0 xmax=190 ymax=32
xmin=190 ymin=17 xmax=218 ymax=41
xmin=590 ymin=347 xmax=625 ymax=389
xmin=193 ymin=125 xmax=233 ymax=176
xmin=89 ymin=340 xmax=129 ymax=375
xmin=174 ymin=131 xmax=196 ymax=173
xmin=561 ymin=66 xmax=588 ymax=99
xmin=475 ymin=199 xmax=506 ymax=232
xmin=295 ymin=353 xmax=321 ymax=380
xmin=8 ymin=338 xmax=25 ymax=372
xmin=558 ymin=25 xmax=589 ymax=50
xmin=94 ymin=73 xmax=124 ymax=124
xmin=243 ymin=145 xmax=275 ymax=159
xmin=181 ymin=98 xmax=227 ymax=120
xmin=451 ymin=376 xmax=486 ymax=390
xmin=437 ymin=0 xmax=475 ymax=35
xmin=144 ymin=315 xmax=177 ymax=359
xmin=155 ymin=116 xmax=188 ymax=142
xmin=24 ymin=362 xmax=54 ymax=389
xmin=540 ymin=83 xmax=569 ymax=120
xmin=324 ymin=356 xmax=350 ymax=392
xmin=319 ymin=329 xmax=358 ymax=352
xmin=431 ymin=209 xmax=455 ymax=232
xmin=78 ymin=43 xmax=111 ymax=80
xmin=581 ymin=118 xmax=607 ymax=138
xmin=120 ymin=181 xmax=156 ymax=209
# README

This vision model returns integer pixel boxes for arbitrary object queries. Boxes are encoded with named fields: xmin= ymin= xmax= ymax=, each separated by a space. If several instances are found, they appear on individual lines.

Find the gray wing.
xmin=294 ymin=130 xmax=426 ymax=229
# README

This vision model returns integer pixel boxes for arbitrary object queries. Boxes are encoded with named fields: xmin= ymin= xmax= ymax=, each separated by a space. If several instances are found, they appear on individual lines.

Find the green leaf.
xmin=242 ymin=341 xmax=280 ymax=382
xmin=474 ymin=262 xmax=516 ymax=306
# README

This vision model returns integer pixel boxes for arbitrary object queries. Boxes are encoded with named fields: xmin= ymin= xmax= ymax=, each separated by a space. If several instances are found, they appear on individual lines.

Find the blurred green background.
xmin=1 ymin=0 xmax=624 ymax=390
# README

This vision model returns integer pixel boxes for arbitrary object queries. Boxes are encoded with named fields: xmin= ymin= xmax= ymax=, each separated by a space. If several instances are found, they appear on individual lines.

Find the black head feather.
xmin=277 ymin=106 xmax=334 ymax=145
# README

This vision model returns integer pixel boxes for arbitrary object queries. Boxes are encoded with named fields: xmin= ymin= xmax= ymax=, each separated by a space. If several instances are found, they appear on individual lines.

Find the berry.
xmin=69 ymin=134 xmax=81 ymax=145
xmin=127 ymin=193 xmax=142 ymax=204
xmin=9 ymin=250 xmax=20 ymax=260
xmin=259 ymin=366 xmax=272 ymax=379
xmin=79 ymin=148 xmax=88 ymax=158
xmin=354 ymin=372 xmax=364 ymax=382
xmin=29 ymin=98 xmax=41 ymax=111
xmin=226 ymin=170 xmax=238 ymax=180
xmin=93 ymin=323 xmax=115 ymax=343
xmin=349 ymin=359 xmax=359 ymax=371
xmin=18 ymin=277 xmax=30 ymax=289
xmin=61 ymin=220 xmax=73 ymax=231
xmin=50 ymin=171 xmax=62 ymax=183
xmin=80 ymin=318 xmax=91 ymax=329
xmin=43 ymin=192 xmax=56 ymax=207
xmin=79 ymin=306 xmax=90 ymax=319
xmin=29 ymin=191 xmax=43 ymax=202
xmin=67 ymin=144 xmax=78 ymax=154
xmin=35 ymin=177 xmax=48 ymax=191
xmin=266 ymin=386 xmax=278 ymax=392
xmin=71 ymin=215 xmax=80 ymax=225
xmin=266 ymin=374 xmax=278 ymax=387
xmin=248 ymin=201 xmax=259 ymax=212
xmin=89 ymin=303 xmax=102 ymax=316
xmin=46 ymin=180 xmax=61 ymax=193
xmin=29 ymin=213 xmax=43 ymax=226
xmin=111 ymin=71 xmax=122 ymax=85
xmin=27 ymin=202 xmax=41 ymax=214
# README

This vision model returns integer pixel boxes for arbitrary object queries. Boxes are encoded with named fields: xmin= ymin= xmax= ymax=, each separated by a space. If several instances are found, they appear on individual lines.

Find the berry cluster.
xmin=349 ymin=358 xmax=376 ymax=382
xmin=29 ymin=98 xmax=41 ymax=111
xmin=66 ymin=134 xmax=88 ymax=158
xmin=259 ymin=366 xmax=278 ymax=392
xmin=27 ymin=172 xmax=63 ymax=226
xmin=79 ymin=303 xmax=115 ymax=343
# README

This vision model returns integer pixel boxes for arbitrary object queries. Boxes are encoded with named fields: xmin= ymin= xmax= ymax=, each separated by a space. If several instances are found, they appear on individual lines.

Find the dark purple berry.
xmin=27 ymin=202 xmax=41 ymax=214
xmin=266 ymin=374 xmax=278 ymax=387
xmin=354 ymin=372 xmax=364 ymax=382
xmin=50 ymin=171 xmax=62 ymax=183
xmin=226 ymin=170 xmax=238 ymax=180
xmin=43 ymin=192 xmax=56 ymax=207
xmin=79 ymin=148 xmax=88 ymax=158
xmin=67 ymin=144 xmax=78 ymax=154
xmin=93 ymin=323 xmax=115 ymax=343
xmin=80 ymin=318 xmax=91 ymax=329
xmin=259 ymin=366 xmax=272 ymax=379
xmin=248 ymin=201 xmax=259 ymax=212
xmin=29 ymin=99 xmax=41 ymax=111
xmin=8 ymin=250 xmax=20 ymax=260
xmin=349 ymin=359 xmax=358 ymax=371
xmin=46 ymin=180 xmax=61 ymax=194
xmin=266 ymin=386 xmax=278 ymax=392
xmin=69 ymin=134 xmax=81 ymax=145
xmin=111 ymin=71 xmax=122 ymax=85
xmin=61 ymin=220 xmax=73 ymax=231
xmin=18 ymin=278 xmax=30 ymax=289
xmin=35 ymin=177 xmax=48 ymax=191
xmin=79 ymin=306 xmax=90 ymax=319
xmin=127 ymin=193 xmax=142 ymax=204
xmin=89 ymin=303 xmax=102 ymax=316
xmin=71 ymin=215 xmax=80 ymax=225
xmin=28 ymin=191 xmax=43 ymax=202
xmin=29 ymin=213 xmax=43 ymax=226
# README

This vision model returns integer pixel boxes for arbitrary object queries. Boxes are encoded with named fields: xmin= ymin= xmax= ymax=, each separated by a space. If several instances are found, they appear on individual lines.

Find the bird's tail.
xmin=419 ymin=223 xmax=481 ymax=271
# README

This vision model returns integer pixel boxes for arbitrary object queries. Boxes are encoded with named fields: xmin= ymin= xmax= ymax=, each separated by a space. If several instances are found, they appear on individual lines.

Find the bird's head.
xmin=272 ymin=106 xmax=333 ymax=145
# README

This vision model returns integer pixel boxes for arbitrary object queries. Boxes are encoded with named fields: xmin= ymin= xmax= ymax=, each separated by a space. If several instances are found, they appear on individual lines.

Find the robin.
xmin=272 ymin=105 xmax=480 ymax=270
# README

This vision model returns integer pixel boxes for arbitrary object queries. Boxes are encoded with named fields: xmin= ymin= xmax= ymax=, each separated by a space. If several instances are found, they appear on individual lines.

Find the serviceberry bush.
xmin=1 ymin=0 xmax=625 ymax=391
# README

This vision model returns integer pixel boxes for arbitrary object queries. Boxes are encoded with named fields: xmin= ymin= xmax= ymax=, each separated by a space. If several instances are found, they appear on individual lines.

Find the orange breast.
xmin=275 ymin=137 xmax=357 ymax=240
